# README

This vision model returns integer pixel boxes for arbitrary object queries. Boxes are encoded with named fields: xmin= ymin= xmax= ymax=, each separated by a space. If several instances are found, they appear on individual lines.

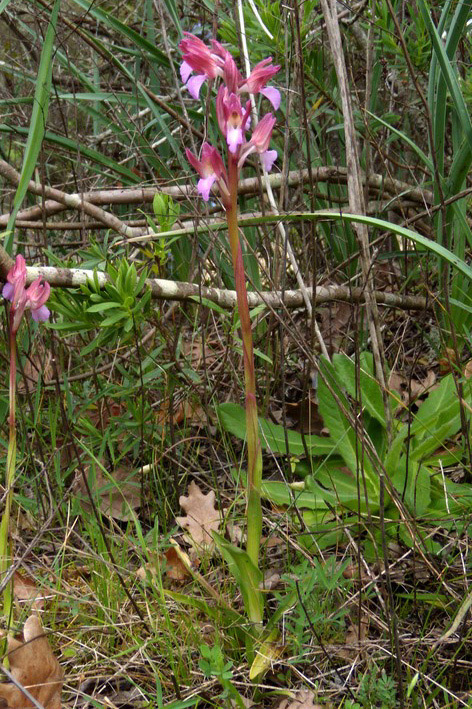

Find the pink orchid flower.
xmin=2 ymin=254 xmax=27 ymax=307
xmin=216 ymin=87 xmax=251 ymax=155
xmin=238 ymin=113 xmax=277 ymax=171
xmin=3 ymin=255 xmax=51 ymax=331
xmin=239 ymin=58 xmax=281 ymax=110
xmin=180 ymin=34 xmax=240 ymax=100
xmin=26 ymin=278 xmax=51 ymax=322
xmin=185 ymin=143 xmax=229 ymax=201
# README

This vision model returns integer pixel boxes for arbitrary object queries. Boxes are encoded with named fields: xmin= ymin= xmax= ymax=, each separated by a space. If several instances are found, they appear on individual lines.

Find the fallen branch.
xmin=0 ymin=160 xmax=148 ymax=239
xmin=10 ymin=263 xmax=428 ymax=311
xmin=0 ymin=162 xmax=434 ymax=227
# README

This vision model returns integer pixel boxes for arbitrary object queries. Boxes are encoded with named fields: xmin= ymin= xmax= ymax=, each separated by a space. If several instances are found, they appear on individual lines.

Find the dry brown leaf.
xmin=277 ymin=690 xmax=322 ymax=708
xmin=137 ymin=541 xmax=193 ymax=584
xmin=464 ymin=359 xmax=472 ymax=379
xmin=337 ymin=612 xmax=370 ymax=661
xmin=73 ymin=464 xmax=141 ymax=520
xmin=176 ymin=481 xmax=221 ymax=549
xmin=13 ymin=572 xmax=48 ymax=611
xmin=439 ymin=347 xmax=457 ymax=374
xmin=388 ymin=370 xmax=436 ymax=409
xmin=0 ymin=615 xmax=63 ymax=709
xmin=319 ymin=301 xmax=353 ymax=354
xmin=164 ymin=546 xmax=192 ymax=581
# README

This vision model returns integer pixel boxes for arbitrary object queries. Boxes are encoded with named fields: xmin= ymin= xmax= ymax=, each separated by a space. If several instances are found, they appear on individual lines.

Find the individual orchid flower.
xmin=25 ymin=278 xmax=51 ymax=322
xmin=239 ymin=58 xmax=281 ymax=110
xmin=238 ymin=113 xmax=277 ymax=171
xmin=180 ymin=33 xmax=222 ymax=99
xmin=186 ymin=142 xmax=229 ymax=202
xmin=216 ymin=87 xmax=251 ymax=155
xmin=2 ymin=253 xmax=27 ymax=306
xmin=180 ymin=33 xmax=240 ymax=100
xmin=3 ymin=255 xmax=51 ymax=332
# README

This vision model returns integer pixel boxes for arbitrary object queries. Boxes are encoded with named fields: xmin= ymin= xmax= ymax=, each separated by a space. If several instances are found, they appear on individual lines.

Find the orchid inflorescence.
xmin=2 ymin=255 xmax=50 ymax=333
xmin=180 ymin=33 xmax=280 ymax=201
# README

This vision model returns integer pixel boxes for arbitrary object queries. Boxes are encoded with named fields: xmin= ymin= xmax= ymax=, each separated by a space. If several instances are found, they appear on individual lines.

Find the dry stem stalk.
xmin=319 ymin=0 xmax=392 ymax=438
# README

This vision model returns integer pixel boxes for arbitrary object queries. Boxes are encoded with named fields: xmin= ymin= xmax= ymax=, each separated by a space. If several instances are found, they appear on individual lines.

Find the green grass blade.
xmin=70 ymin=0 xmax=170 ymax=67
xmin=160 ymin=0 xmax=182 ymax=33
xmin=419 ymin=0 xmax=472 ymax=159
xmin=5 ymin=0 xmax=60 ymax=252
xmin=366 ymin=110 xmax=433 ymax=172
xmin=0 ymin=125 xmax=141 ymax=184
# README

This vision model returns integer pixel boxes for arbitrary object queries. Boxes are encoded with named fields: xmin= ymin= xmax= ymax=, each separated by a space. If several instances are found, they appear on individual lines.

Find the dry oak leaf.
xmin=0 ymin=615 xmax=63 ymax=709
xmin=72 ymin=463 xmax=141 ymax=521
xmin=277 ymin=690 xmax=322 ymax=708
xmin=137 ymin=542 xmax=192 ymax=583
xmin=13 ymin=572 xmax=48 ymax=612
xmin=176 ymin=481 xmax=221 ymax=549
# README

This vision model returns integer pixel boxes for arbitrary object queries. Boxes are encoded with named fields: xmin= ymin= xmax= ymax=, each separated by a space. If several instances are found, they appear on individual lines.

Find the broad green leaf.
xmin=332 ymin=352 xmax=386 ymax=426
xmin=312 ymin=464 xmax=377 ymax=512
xmin=260 ymin=479 xmax=330 ymax=510
xmin=409 ymin=374 xmax=457 ymax=436
xmin=87 ymin=302 xmax=121 ymax=313
xmin=391 ymin=457 xmax=431 ymax=516
xmin=250 ymin=629 xmax=282 ymax=680
xmin=317 ymin=360 xmax=376 ymax=488
xmin=212 ymin=533 xmax=263 ymax=624
xmin=217 ymin=402 xmax=333 ymax=457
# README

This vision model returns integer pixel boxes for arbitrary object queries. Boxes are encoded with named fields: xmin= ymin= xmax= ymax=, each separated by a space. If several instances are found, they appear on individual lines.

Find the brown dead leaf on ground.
xmin=0 ymin=615 xmax=63 ymax=709
xmin=337 ymin=612 xmax=370 ymax=661
xmin=72 ymin=463 xmax=141 ymax=520
xmin=137 ymin=543 xmax=192 ymax=583
xmin=388 ymin=370 xmax=436 ymax=410
xmin=277 ymin=690 xmax=322 ymax=708
xmin=13 ymin=571 xmax=49 ymax=611
xmin=319 ymin=301 xmax=353 ymax=354
xmin=156 ymin=398 xmax=207 ymax=427
xmin=176 ymin=481 xmax=221 ymax=550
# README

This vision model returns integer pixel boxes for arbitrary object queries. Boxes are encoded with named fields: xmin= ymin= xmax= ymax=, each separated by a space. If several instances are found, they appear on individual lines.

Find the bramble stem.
xmin=226 ymin=155 xmax=263 ymax=573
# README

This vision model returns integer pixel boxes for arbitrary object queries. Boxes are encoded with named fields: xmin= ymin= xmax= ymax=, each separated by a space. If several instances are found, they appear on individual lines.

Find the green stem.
xmin=226 ymin=155 xmax=263 ymax=571
xmin=0 ymin=318 xmax=16 ymax=630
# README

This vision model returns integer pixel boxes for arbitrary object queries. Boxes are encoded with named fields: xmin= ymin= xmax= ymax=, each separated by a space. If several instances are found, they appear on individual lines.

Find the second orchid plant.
xmin=1 ymin=256 xmax=50 ymax=626
xmin=180 ymin=34 xmax=280 ymax=625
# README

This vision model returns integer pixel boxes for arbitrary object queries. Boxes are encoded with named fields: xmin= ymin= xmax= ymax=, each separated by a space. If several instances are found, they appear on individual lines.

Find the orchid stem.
xmin=226 ymin=155 xmax=263 ymax=571
xmin=0 ymin=319 xmax=16 ymax=633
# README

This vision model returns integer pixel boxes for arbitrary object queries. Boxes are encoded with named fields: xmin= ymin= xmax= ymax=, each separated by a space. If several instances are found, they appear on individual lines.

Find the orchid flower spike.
xmin=186 ymin=143 xmax=229 ymax=202
xmin=238 ymin=113 xmax=277 ymax=171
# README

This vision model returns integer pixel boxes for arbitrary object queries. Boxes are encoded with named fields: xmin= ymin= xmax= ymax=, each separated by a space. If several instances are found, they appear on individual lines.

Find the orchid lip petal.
xmin=2 ymin=283 xmax=13 ymax=301
xmin=227 ymin=126 xmax=243 ymax=154
xmin=186 ymin=73 xmax=207 ymax=99
xmin=260 ymin=86 xmax=281 ymax=110
xmin=31 ymin=305 xmax=50 ymax=322
xmin=180 ymin=60 xmax=193 ymax=83
xmin=198 ymin=174 xmax=217 ymax=201
xmin=261 ymin=149 xmax=277 ymax=172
